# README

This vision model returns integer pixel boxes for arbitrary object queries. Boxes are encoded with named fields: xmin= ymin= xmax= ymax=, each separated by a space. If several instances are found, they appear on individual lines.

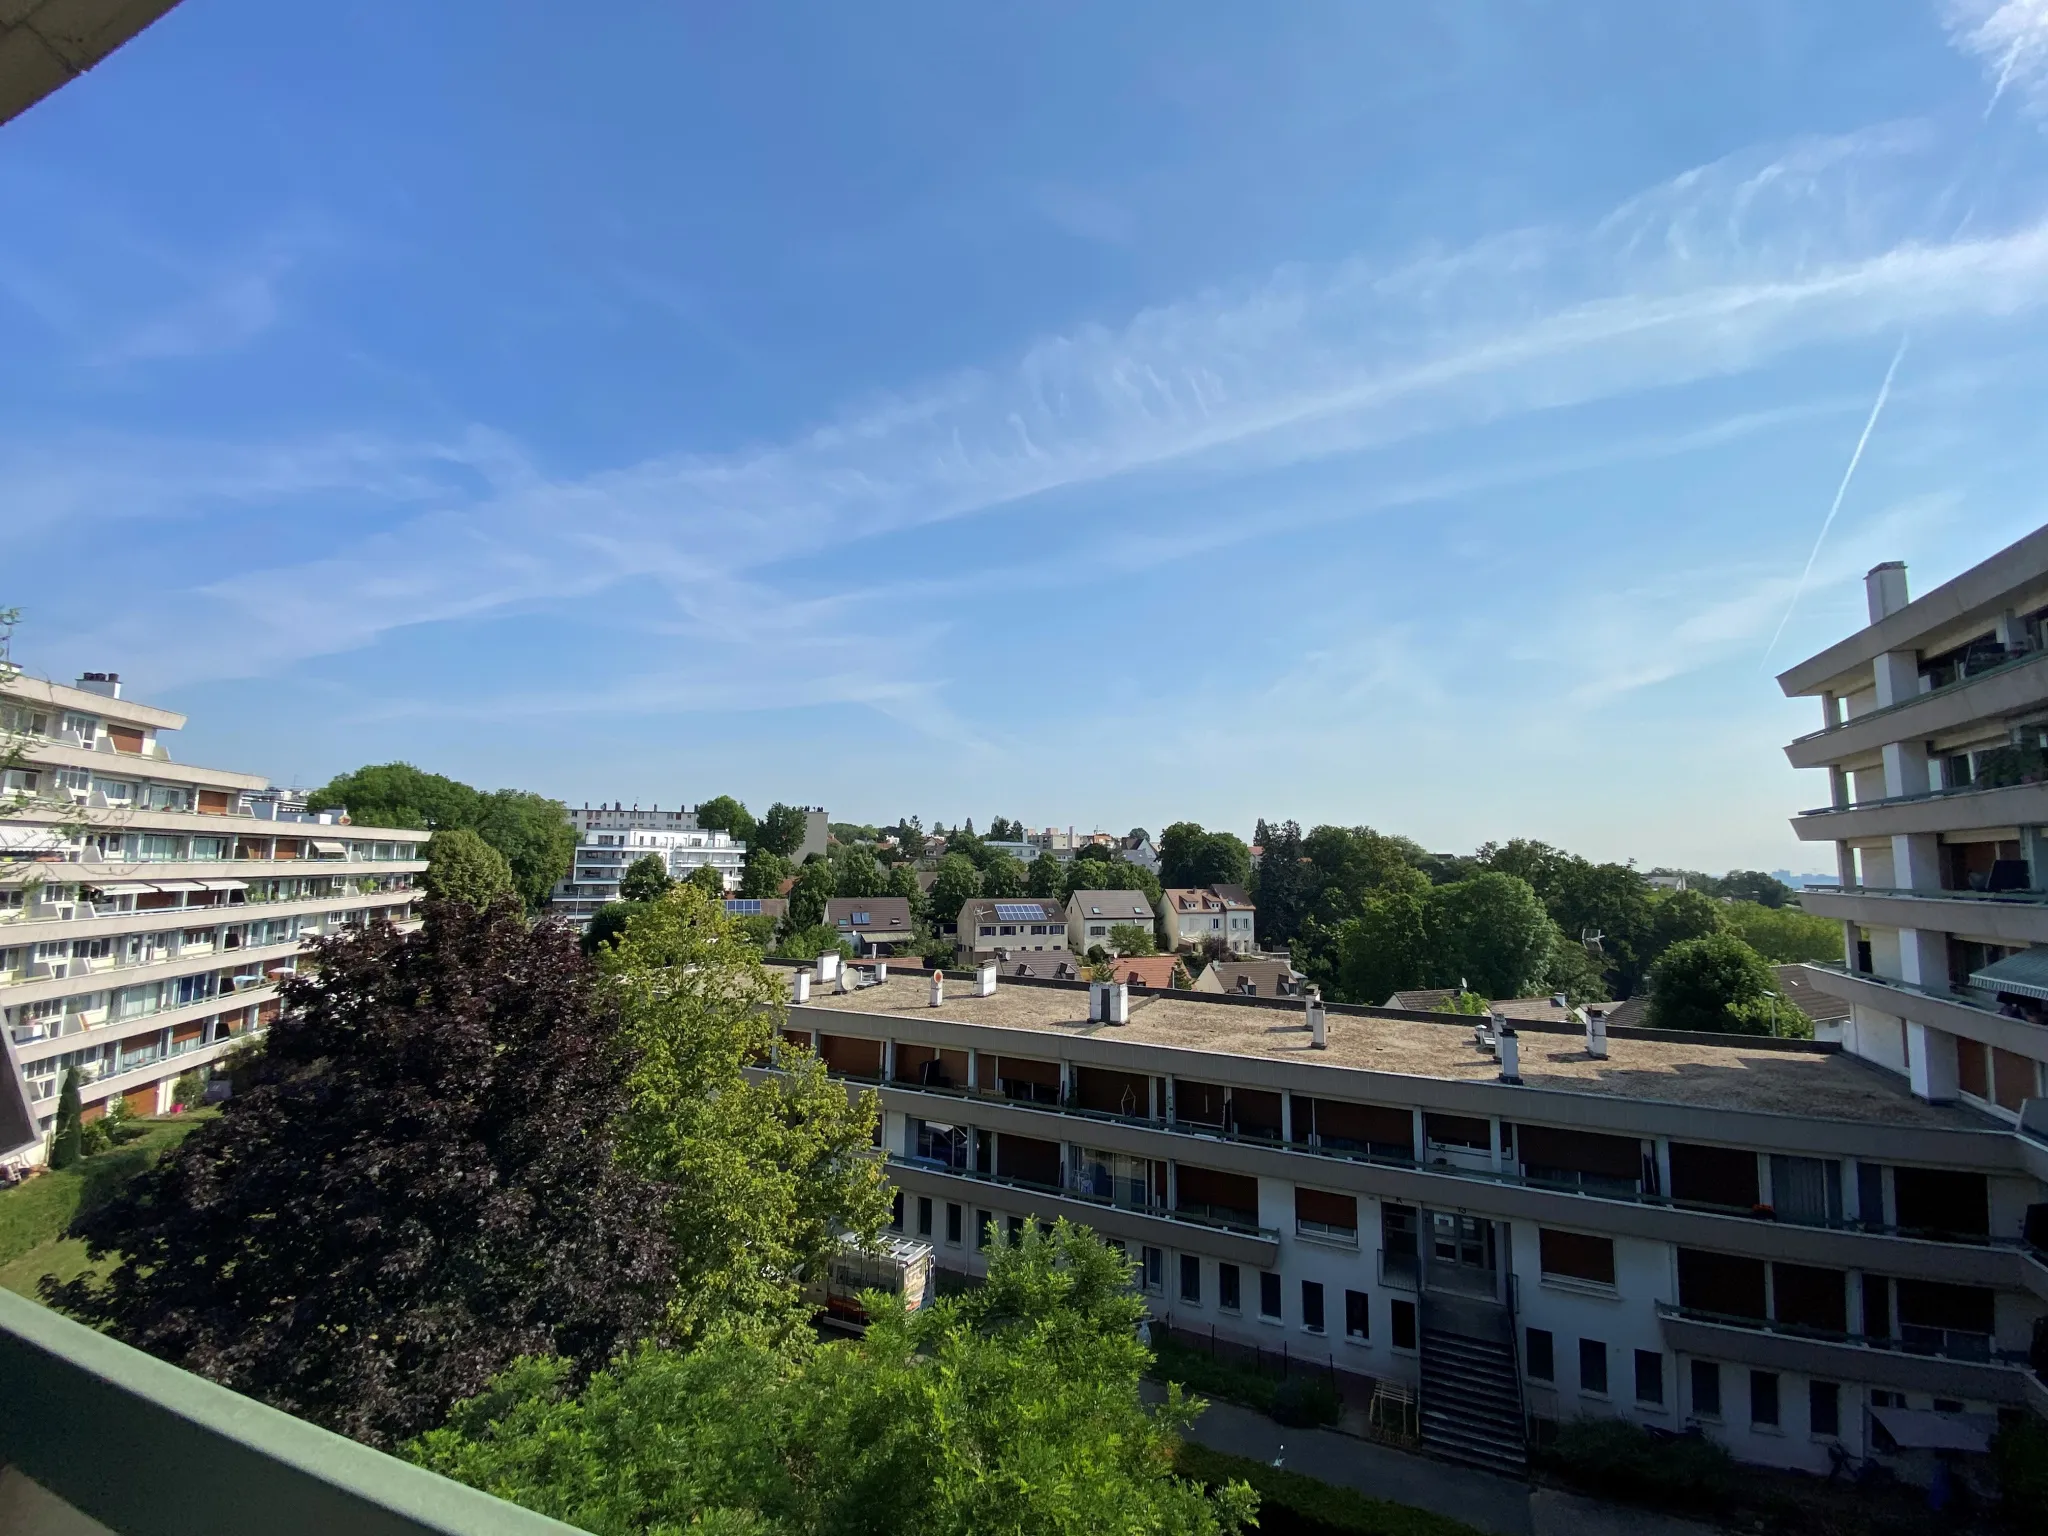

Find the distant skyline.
xmin=6 ymin=3 xmax=2048 ymax=872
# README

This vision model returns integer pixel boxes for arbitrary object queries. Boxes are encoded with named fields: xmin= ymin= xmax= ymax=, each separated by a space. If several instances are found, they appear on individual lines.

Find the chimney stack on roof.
xmin=1586 ymin=1007 xmax=1609 ymax=1060
xmin=1106 ymin=982 xmax=1129 ymax=1025
xmin=1498 ymin=1026 xmax=1522 ymax=1084
xmin=1865 ymin=560 xmax=1910 ymax=623
xmin=792 ymin=969 xmax=811 ymax=1004
xmin=74 ymin=671 xmax=122 ymax=698
xmin=1307 ymin=993 xmax=1327 ymax=1049
xmin=975 ymin=958 xmax=997 ymax=997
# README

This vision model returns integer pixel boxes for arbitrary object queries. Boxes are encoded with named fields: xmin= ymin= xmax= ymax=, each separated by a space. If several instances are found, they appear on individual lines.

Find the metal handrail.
xmin=1657 ymin=1303 xmax=2026 ymax=1367
xmin=1788 ymin=645 xmax=2048 ymax=746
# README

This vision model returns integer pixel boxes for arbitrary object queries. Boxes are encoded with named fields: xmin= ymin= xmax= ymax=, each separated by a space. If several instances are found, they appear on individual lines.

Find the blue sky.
xmin=6 ymin=2 xmax=2048 ymax=872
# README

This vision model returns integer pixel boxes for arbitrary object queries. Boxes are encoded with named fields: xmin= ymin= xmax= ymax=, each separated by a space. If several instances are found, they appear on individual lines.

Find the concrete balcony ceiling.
xmin=1657 ymin=1307 xmax=2037 ymax=1406
xmin=1802 ymin=886 xmax=2048 ymax=947
xmin=1783 ymin=648 xmax=2048 ymax=770
xmin=1791 ymin=779 xmax=2048 ymax=842
xmin=0 ymin=0 xmax=182 ymax=127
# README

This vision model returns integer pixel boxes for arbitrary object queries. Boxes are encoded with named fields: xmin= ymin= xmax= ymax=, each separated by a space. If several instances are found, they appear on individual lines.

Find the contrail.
xmin=1762 ymin=336 xmax=1909 ymax=667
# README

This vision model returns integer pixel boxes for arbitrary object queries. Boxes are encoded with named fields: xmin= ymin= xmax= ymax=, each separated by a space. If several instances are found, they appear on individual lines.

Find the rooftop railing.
xmin=0 ymin=1288 xmax=588 ymax=1536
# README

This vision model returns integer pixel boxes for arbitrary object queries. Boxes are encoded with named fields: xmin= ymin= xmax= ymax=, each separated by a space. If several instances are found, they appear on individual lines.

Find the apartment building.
xmin=1780 ymin=531 xmax=2048 ymax=1119
xmin=550 ymin=802 xmax=745 ymax=925
xmin=1066 ymin=890 xmax=1157 ymax=954
xmin=782 ymin=968 xmax=2048 ymax=1477
xmin=1162 ymin=885 xmax=1257 ymax=954
xmin=956 ymin=897 xmax=1069 ymax=962
xmin=0 ymin=672 xmax=426 ymax=1161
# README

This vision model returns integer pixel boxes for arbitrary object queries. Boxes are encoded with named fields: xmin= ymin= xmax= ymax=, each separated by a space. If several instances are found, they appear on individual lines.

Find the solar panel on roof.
xmin=993 ymin=902 xmax=1043 ymax=921
xmin=851 ymin=911 xmax=871 ymax=925
xmin=726 ymin=898 xmax=763 ymax=915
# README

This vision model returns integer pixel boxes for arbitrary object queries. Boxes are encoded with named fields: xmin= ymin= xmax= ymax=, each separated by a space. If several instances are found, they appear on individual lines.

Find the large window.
xmin=1218 ymin=1263 xmax=1241 ymax=1313
xmin=1634 ymin=1350 xmax=1664 ymax=1406
xmin=1301 ymin=1281 xmax=1325 ymax=1334
xmin=1525 ymin=1328 xmax=1554 ymax=1381
xmin=1539 ymin=1228 xmax=1616 ymax=1286
xmin=1258 ymin=1271 xmax=1282 ymax=1320
xmin=1345 ymin=1289 xmax=1369 ymax=1341
xmin=1578 ymin=1338 xmax=1608 ymax=1396
xmin=1180 ymin=1255 xmax=1201 ymax=1304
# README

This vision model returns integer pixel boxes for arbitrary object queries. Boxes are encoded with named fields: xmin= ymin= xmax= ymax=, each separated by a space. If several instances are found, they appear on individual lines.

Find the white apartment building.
xmin=1780 ymin=533 xmax=2048 ymax=1120
xmin=785 ymin=968 xmax=2048 ymax=1480
xmin=549 ymin=802 xmax=745 ymax=925
xmin=0 ymin=671 xmax=426 ymax=1162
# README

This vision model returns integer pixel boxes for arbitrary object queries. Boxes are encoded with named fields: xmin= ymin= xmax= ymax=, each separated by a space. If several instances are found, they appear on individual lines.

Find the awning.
xmin=1967 ymin=945 xmax=2048 ymax=1002
xmin=147 ymin=881 xmax=204 ymax=893
xmin=82 ymin=881 xmax=155 ymax=896
xmin=311 ymin=840 xmax=349 ymax=857
xmin=196 ymin=879 xmax=247 ymax=892
xmin=1869 ymin=1407 xmax=1992 ymax=1454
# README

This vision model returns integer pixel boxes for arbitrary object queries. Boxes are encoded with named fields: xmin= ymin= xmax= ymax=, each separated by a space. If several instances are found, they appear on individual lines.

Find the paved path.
xmin=1158 ymin=1389 xmax=1727 ymax=1536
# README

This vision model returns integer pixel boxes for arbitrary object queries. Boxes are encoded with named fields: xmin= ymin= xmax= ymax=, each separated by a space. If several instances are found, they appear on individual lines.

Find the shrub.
xmin=1269 ymin=1373 xmax=1342 ymax=1428
xmin=79 ymin=1119 xmax=112 ymax=1157
xmin=1533 ymin=1417 xmax=1736 ymax=1515
xmin=172 ymin=1071 xmax=209 ymax=1111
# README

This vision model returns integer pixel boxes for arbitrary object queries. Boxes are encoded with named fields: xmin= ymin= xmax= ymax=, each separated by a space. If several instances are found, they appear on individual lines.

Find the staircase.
xmin=1419 ymin=1296 xmax=1527 ymax=1475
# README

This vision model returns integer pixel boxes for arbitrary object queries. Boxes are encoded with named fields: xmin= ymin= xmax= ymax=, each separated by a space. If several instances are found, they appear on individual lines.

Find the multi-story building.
xmin=955 ymin=898 xmax=1069 ymax=962
xmin=1065 ymin=889 xmax=1157 ymax=954
xmin=549 ymin=802 xmax=746 ymax=925
xmin=1162 ymin=885 xmax=1257 ymax=954
xmin=0 ymin=671 xmax=426 ymax=1162
xmin=1779 ymin=532 xmax=2048 ymax=1118
xmin=783 ymin=964 xmax=2047 ymax=1479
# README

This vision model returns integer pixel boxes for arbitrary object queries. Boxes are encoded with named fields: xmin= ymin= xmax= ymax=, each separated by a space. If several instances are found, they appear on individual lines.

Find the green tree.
xmin=619 ymin=853 xmax=672 ymax=904
xmin=1435 ymin=871 xmax=1554 ymax=1000
xmin=694 ymin=795 xmax=757 ymax=846
xmin=598 ymin=888 xmax=888 ymax=1343
xmin=582 ymin=901 xmax=648 ymax=955
xmin=412 ymin=1221 xmax=1254 ymax=1536
xmin=306 ymin=762 xmax=478 ymax=830
xmin=1250 ymin=819 xmax=1311 ymax=949
xmin=926 ymin=853 xmax=982 ymax=930
xmin=1722 ymin=900 xmax=1844 ymax=964
xmin=688 ymin=864 xmax=729 ymax=897
xmin=1647 ymin=933 xmax=1779 ymax=1034
xmin=1540 ymin=921 xmax=1612 ymax=1005
xmin=1331 ymin=870 xmax=1434 ymax=1005
xmin=1646 ymin=888 xmax=1724 ymax=962
xmin=1026 ymin=852 xmax=1065 ymax=899
xmin=48 ymin=1066 xmax=82 ymax=1170
xmin=423 ymin=829 xmax=519 ymax=911
xmin=755 ymin=804 xmax=809 ymax=859
xmin=1105 ymin=922 xmax=1155 ymax=956
xmin=171 ymin=1070 xmax=210 ymax=1112
xmin=832 ymin=845 xmax=886 ymax=898
xmin=883 ymin=860 xmax=924 ymax=918
xmin=472 ymin=789 xmax=579 ymax=912
xmin=784 ymin=921 xmax=854 ymax=962
xmin=787 ymin=859 xmax=837 ymax=930
xmin=1063 ymin=849 xmax=1163 ymax=916
xmin=1714 ymin=870 xmax=1793 ymax=908
xmin=1158 ymin=822 xmax=1253 ymax=890
xmin=46 ymin=902 xmax=673 ymax=1447
xmin=740 ymin=849 xmax=793 ymax=900
xmin=980 ymin=851 xmax=1026 ymax=898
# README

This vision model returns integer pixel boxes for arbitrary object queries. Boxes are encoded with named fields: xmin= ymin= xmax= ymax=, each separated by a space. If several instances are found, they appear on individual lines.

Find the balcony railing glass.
xmin=1789 ymin=645 xmax=2048 ymax=747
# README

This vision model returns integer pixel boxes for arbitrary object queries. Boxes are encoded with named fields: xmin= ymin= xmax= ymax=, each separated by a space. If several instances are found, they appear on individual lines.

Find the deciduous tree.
xmin=926 ymin=853 xmax=981 ymax=930
xmin=980 ymin=851 xmax=1026 ymax=898
xmin=424 ymin=828 xmax=519 ymax=910
xmin=787 ymin=859 xmax=837 ymax=929
xmin=620 ymin=853 xmax=673 ymax=903
xmin=694 ymin=795 xmax=757 ymax=845
xmin=740 ymin=849 xmax=792 ymax=900
xmin=832 ymin=845 xmax=886 ymax=898
xmin=45 ymin=903 xmax=673 ymax=1447
xmin=687 ymin=864 xmax=728 ymax=897
xmin=1027 ymin=852 xmax=1066 ymax=899
xmin=1436 ymin=870 xmax=1554 ymax=1001
xmin=1647 ymin=933 xmax=1778 ymax=1034
xmin=1158 ymin=822 xmax=1253 ymax=890
xmin=755 ymin=803 xmax=809 ymax=859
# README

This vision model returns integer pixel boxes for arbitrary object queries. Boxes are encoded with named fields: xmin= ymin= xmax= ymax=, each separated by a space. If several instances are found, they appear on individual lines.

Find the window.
xmin=1750 ymin=1371 xmax=1779 ymax=1428
xmin=1301 ymin=1281 xmax=1325 ymax=1334
xmin=1007 ymin=1215 xmax=1025 ymax=1244
xmin=1180 ymin=1255 xmax=1201 ymax=1304
xmin=1691 ymin=1360 xmax=1721 ymax=1419
xmin=1142 ymin=1246 xmax=1164 ymax=1291
xmin=917 ymin=1196 xmax=933 ymax=1237
xmin=1218 ymin=1263 xmax=1241 ymax=1312
xmin=1634 ymin=1350 xmax=1664 ymax=1407
xmin=1258 ymin=1270 xmax=1282 ymax=1320
xmin=1539 ymin=1228 xmax=1616 ymax=1286
xmin=1345 ymin=1289 xmax=1370 ymax=1341
xmin=1526 ymin=1328 xmax=1554 ymax=1382
xmin=1579 ymin=1338 xmax=1608 ymax=1396
xmin=1809 ymin=1381 xmax=1840 ymax=1438
xmin=979 ymin=925 xmax=996 ymax=937
xmin=975 ymin=1210 xmax=992 ymax=1250
xmin=1391 ymin=1299 xmax=1416 ymax=1351
xmin=946 ymin=1203 xmax=962 ymax=1245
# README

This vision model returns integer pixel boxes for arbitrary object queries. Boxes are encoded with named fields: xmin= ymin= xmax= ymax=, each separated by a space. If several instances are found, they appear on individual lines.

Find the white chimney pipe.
xmin=792 ymin=969 xmax=811 ymax=1004
xmin=930 ymin=970 xmax=945 ymax=1007
xmin=976 ymin=958 xmax=997 ymax=997
xmin=818 ymin=952 xmax=840 ymax=983
xmin=1498 ymin=1027 xmax=1522 ymax=1084
xmin=1088 ymin=980 xmax=1105 ymax=1022
xmin=874 ymin=960 xmax=887 ymax=983
xmin=1865 ymin=560 xmax=1910 ymax=623
xmin=1107 ymin=982 xmax=1129 ymax=1024
xmin=1586 ymin=1009 xmax=1609 ymax=1060
xmin=834 ymin=963 xmax=852 ymax=994
xmin=1307 ymin=997 xmax=1327 ymax=1049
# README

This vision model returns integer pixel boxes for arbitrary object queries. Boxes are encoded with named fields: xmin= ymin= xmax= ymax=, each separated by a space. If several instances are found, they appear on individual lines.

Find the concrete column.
xmin=1846 ymin=1269 xmax=1866 ymax=1335
xmin=1836 ymin=841 xmax=1857 ymax=887
xmin=1880 ymin=738 xmax=1930 ymax=800
xmin=882 ymin=1039 xmax=896 ymax=1082
xmin=1653 ymin=1137 xmax=1673 ymax=1199
xmin=1872 ymin=649 xmax=1918 ymax=709
xmin=2022 ymin=826 xmax=2048 ymax=892
xmin=1489 ymin=1118 xmax=1504 ymax=1173
xmin=1830 ymin=766 xmax=1851 ymax=809
xmin=1148 ymin=1075 xmax=1159 ymax=1122
xmin=1907 ymin=1022 xmax=1960 ymax=1103
xmin=1412 ymin=1107 xmax=1428 ymax=1159
xmin=1756 ymin=1154 xmax=1774 ymax=1211
xmin=1163 ymin=1074 xmax=1176 ymax=1123
xmin=1822 ymin=690 xmax=1842 ymax=730
xmin=1280 ymin=1089 xmax=1293 ymax=1143
xmin=1841 ymin=920 xmax=1860 ymax=970
xmin=1995 ymin=607 xmax=2021 ymax=647
xmin=1897 ymin=927 xmax=1947 ymax=989
xmin=1891 ymin=832 xmax=1940 ymax=892
xmin=966 ymin=1047 xmax=980 ymax=1092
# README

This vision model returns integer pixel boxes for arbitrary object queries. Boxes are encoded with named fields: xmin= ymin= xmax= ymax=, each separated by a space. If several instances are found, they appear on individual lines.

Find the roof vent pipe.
xmin=976 ymin=958 xmax=997 ymax=997
xmin=930 ymin=969 xmax=945 ymax=1007
xmin=834 ymin=962 xmax=852 ymax=995
xmin=1586 ymin=1008 xmax=1609 ymax=1060
xmin=1498 ymin=1026 xmax=1522 ymax=1084
xmin=1307 ymin=996 xmax=1327 ymax=1049
xmin=1088 ymin=980 xmax=1105 ymax=1022
xmin=792 ymin=969 xmax=811 ymax=1004
xmin=1551 ymin=993 xmax=1568 ymax=1009
xmin=1107 ymin=982 xmax=1129 ymax=1025
xmin=818 ymin=951 xmax=841 ymax=984
xmin=874 ymin=960 xmax=887 ymax=984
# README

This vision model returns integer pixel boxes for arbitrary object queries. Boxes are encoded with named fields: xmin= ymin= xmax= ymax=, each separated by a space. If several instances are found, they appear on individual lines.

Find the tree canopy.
xmin=740 ymin=849 xmax=793 ymax=900
xmin=424 ymin=829 xmax=519 ymax=910
xmin=1722 ymin=899 xmax=1843 ymax=964
xmin=787 ymin=859 xmax=837 ymax=930
xmin=1647 ymin=932 xmax=1779 ymax=1034
xmin=695 ymin=795 xmax=757 ymax=845
xmin=619 ymin=852 xmax=673 ymax=904
xmin=926 ymin=853 xmax=982 ymax=927
xmin=411 ymin=1221 xmax=1255 ymax=1536
xmin=754 ymin=803 xmax=810 ymax=859
xmin=1158 ymin=822 xmax=1253 ymax=890
xmin=687 ymin=864 xmax=729 ymax=897
xmin=832 ymin=845 xmax=886 ymax=898
xmin=45 ymin=902 xmax=673 ymax=1446
xmin=980 ymin=850 xmax=1027 ymax=898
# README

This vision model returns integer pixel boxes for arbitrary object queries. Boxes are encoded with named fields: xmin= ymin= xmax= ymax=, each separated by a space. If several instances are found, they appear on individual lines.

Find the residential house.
xmin=827 ymin=896 xmax=915 ymax=956
xmin=956 ymin=897 xmax=1068 ymax=961
xmin=1120 ymin=833 xmax=1160 ymax=874
xmin=1191 ymin=956 xmax=1306 ymax=997
xmin=1066 ymin=890 xmax=1157 ymax=954
xmin=1162 ymin=885 xmax=1257 ymax=954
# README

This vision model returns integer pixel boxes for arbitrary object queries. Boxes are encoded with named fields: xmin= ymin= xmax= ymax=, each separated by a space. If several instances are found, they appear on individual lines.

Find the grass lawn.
xmin=1177 ymin=1443 xmax=1485 ymax=1536
xmin=0 ymin=1111 xmax=216 ymax=1299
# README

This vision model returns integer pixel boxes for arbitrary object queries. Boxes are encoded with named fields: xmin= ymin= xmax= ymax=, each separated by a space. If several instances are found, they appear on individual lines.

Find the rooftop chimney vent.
xmin=75 ymin=671 xmax=122 ymax=699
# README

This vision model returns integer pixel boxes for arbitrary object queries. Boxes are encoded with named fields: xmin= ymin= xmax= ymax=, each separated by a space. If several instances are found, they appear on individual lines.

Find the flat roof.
xmin=799 ymin=973 xmax=1983 ymax=1128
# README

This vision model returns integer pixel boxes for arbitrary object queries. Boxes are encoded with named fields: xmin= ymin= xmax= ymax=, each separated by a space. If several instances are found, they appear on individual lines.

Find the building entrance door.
xmin=1427 ymin=1211 xmax=1498 ymax=1299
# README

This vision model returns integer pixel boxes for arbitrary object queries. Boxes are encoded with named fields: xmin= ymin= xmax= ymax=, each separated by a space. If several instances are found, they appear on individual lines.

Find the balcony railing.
xmin=885 ymin=1154 xmax=1279 ymax=1241
xmin=1656 ymin=1303 xmax=2021 ymax=1368
xmin=1808 ymin=961 xmax=2014 ymax=1021
xmin=1295 ymin=1217 xmax=1360 ymax=1247
xmin=1797 ymin=776 xmax=2041 ymax=819
xmin=1816 ymin=883 xmax=2048 ymax=907
xmin=1789 ymin=645 xmax=2048 ymax=746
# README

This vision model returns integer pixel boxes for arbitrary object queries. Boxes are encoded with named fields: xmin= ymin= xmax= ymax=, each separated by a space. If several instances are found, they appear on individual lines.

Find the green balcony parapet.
xmin=0 ymin=1289 xmax=587 ymax=1536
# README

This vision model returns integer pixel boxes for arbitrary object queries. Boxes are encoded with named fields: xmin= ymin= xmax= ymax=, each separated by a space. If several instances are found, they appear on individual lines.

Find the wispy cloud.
xmin=1944 ymin=0 xmax=2048 ymax=117
xmin=28 ymin=125 xmax=2048 ymax=723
